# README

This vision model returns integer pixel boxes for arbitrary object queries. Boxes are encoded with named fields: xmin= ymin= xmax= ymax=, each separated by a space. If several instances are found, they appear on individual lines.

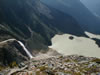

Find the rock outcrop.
xmin=9 ymin=55 xmax=100 ymax=75
xmin=0 ymin=39 xmax=28 ymax=67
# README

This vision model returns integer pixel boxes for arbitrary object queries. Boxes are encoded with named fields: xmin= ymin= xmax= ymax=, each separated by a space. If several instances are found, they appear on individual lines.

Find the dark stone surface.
xmin=69 ymin=36 xmax=74 ymax=40
xmin=0 ymin=40 xmax=28 ymax=66
xmin=92 ymin=38 xmax=100 ymax=47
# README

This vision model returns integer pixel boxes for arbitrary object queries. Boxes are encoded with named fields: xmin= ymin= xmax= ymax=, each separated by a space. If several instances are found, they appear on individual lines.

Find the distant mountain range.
xmin=41 ymin=0 xmax=100 ymax=34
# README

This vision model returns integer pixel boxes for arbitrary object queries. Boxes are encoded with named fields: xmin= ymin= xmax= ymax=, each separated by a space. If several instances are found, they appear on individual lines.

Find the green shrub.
xmin=9 ymin=61 xmax=18 ymax=68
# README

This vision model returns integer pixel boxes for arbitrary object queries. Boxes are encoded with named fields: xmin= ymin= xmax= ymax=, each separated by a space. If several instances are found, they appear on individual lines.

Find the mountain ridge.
xmin=0 ymin=0 xmax=85 ymax=51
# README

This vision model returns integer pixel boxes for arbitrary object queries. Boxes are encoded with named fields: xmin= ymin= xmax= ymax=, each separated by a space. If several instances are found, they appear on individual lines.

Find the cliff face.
xmin=0 ymin=0 xmax=85 ymax=52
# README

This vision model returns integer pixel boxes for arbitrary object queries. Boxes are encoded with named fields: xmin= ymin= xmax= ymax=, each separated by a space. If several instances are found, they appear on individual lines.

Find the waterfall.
xmin=17 ymin=41 xmax=33 ymax=59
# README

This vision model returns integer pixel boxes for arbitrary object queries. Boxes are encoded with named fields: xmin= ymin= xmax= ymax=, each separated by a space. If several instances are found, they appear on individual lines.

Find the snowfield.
xmin=49 ymin=32 xmax=100 ymax=58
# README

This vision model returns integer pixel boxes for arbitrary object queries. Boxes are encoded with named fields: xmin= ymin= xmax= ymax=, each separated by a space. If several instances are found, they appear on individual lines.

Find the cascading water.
xmin=17 ymin=41 xmax=33 ymax=59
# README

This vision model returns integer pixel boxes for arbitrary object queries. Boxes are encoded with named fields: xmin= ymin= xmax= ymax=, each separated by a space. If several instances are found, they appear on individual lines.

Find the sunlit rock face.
xmin=49 ymin=33 xmax=100 ymax=58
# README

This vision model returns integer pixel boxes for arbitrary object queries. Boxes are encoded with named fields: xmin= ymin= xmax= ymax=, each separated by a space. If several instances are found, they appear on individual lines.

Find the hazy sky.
xmin=81 ymin=0 xmax=100 ymax=16
xmin=81 ymin=0 xmax=100 ymax=7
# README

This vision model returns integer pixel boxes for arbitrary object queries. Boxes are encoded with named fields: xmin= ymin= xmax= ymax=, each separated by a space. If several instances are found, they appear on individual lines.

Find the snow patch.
xmin=49 ymin=33 xmax=100 ymax=58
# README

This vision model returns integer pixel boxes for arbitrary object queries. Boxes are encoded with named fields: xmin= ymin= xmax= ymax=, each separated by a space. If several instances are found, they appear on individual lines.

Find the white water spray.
xmin=17 ymin=41 xmax=33 ymax=59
